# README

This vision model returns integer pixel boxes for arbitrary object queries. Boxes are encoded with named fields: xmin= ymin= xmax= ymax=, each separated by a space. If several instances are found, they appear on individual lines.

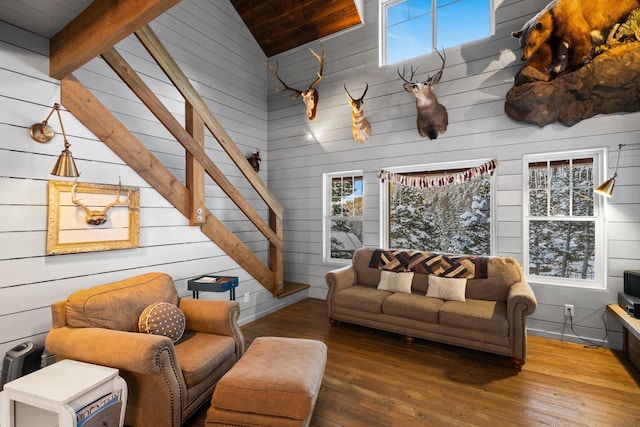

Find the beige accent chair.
xmin=45 ymin=272 xmax=244 ymax=427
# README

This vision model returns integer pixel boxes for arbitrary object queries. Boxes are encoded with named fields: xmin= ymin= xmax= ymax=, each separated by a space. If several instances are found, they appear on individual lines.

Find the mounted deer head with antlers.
xmin=269 ymin=44 xmax=325 ymax=120
xmin=344 ymin=83 xmax=372 ymax=144
xmin=71 ymin=180 xmax=131 ymax=225
xmin=398 ymin=48 xmax=448 ymax=140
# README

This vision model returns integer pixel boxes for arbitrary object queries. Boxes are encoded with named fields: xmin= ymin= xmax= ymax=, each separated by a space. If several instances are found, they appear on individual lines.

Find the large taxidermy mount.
xmin=506 ymin=1 xmax=640 ymax=127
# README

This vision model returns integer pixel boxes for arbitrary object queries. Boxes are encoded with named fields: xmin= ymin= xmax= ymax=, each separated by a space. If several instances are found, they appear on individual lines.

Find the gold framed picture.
xmin=46 ymin=180 xmax=140 ymax=255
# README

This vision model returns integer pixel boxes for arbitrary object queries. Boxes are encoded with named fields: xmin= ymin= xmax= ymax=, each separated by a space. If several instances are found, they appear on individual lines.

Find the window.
xmin=380 ymin=0 xmax=493 ymax=65
xmin=323 ymin=171 xmax=364 ymax=263
xmin=380 ymin=160 xmax=496 ymax=255
xmin=523 ymin=151 xmax=605 ymax=288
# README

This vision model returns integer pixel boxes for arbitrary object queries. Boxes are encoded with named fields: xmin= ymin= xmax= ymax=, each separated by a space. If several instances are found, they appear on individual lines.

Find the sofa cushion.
xmin=353 ymin=248 xmax=383 ymax=285
xmin=335 ymin=286 xmax=389 ymax=314
xmin=438 ymin=299 xmax=508 ymax=336
xmin=465 ymin=257 xmax=523 ymax=301
xmin=174 ymin=331 xmax=237 ymax=387
xmin=411 ymin=272 xmax=429 ymax=294
xmin=65 ymin=272 xmax=179 ymax=331
xmin=426 ymin=276 xmax=467 ymax=302
xmin=382 ymin=293 xmax=443 ymax=323
xmin=377 ymin=271 xmax=414 ymax=293
xmin=139 ymin=302 xmax=186 ymax=343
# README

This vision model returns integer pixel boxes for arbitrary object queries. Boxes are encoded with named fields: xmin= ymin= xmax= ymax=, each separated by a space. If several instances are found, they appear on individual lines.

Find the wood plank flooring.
xmin=186 ymin=298 xmax=640 ymax=427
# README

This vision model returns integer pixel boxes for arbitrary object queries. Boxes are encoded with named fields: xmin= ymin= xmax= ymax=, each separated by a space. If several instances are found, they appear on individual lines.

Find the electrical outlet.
xmin=564 ymin=304 xmax=574 ymax=317
xmin=244 ymin=292 xmax=250 ymax=303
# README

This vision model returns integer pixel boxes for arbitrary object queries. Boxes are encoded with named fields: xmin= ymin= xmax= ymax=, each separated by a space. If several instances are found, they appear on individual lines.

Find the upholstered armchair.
xmin=45 ymin=272 xmax=244 ymax=427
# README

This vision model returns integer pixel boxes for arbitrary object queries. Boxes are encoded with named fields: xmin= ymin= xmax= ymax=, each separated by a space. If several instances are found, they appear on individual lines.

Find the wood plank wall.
xmin=0 ymin=0 xmax=306 ymax=361
xmin=267 ymin=0 xmax=640 ymax=350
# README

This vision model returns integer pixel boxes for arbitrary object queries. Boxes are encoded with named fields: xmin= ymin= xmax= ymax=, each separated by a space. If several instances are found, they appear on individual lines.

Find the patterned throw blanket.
xmin=369 ymin=249 xmax=489 ymax=279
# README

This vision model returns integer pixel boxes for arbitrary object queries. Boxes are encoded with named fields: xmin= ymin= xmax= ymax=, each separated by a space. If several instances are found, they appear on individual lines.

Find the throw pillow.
xmin=426 ymin=275 xmax=467 ymax=302
xmin=138 ymin=302 xmax=186 ymax=343
xmin=377 ymin=270 xmax=414 ymax=293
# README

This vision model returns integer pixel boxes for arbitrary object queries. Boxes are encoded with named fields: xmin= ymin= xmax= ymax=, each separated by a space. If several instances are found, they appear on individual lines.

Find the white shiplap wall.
xmin=0 ymin=0 xmax=306 ymax=360
xmin=268 ymin=0 xmax=640 ymax=350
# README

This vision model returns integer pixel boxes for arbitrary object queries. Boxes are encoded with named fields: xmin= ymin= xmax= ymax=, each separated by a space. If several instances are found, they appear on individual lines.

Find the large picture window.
xmin=380 ymin=0 xmax=493 ymax=65
xmin=523 ymin=151 xmax=605 ymax=288
xmin=380 ymin=160 xmax=496 ymax=255
xmin=323 ymin=171 xmax=364 ymax=263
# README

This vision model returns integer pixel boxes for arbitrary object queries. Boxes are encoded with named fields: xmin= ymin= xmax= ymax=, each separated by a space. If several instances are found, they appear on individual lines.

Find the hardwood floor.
xmin=186 ymin=298 xmax=640 ymax=426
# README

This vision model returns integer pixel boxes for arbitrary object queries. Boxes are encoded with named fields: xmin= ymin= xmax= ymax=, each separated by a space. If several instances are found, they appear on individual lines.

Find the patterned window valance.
xmin=379 ymin=159 xmax=498 ymax=188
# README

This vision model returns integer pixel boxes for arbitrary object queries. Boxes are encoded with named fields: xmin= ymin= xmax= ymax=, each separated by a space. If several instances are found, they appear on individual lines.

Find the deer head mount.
xmin=269 ymin=44 xmax=325 ymax=120
xmin=71 ymin=180 xmax=131 ymax=225
xmin=398 ymin=48 xmax=448 ymax=140
xmin=344 ymin=83 xmax=372 ymax=143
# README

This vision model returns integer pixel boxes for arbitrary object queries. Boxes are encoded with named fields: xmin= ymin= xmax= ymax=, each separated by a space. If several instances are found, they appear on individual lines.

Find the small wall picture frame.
xmin=46 ymin=180 xmax=140 ymax=255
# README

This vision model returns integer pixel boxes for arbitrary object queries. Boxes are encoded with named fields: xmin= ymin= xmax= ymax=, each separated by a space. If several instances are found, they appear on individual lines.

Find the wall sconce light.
xmin=29 ymin=103 xmax=80 ymax=177
xmin=594 ymin=142 xmax=640 ymax=197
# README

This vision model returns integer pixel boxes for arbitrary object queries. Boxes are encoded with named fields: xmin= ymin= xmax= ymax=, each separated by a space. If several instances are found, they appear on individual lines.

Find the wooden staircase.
xmin=50 ymin=1 xmax=288 ymax=296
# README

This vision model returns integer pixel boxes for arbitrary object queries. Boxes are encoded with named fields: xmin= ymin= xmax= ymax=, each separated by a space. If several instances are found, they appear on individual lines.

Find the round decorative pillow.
xmin=138 ymin=302 xmax=186 ymax=343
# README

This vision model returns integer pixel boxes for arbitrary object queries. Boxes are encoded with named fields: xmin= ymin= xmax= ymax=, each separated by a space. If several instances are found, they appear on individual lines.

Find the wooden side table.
xmin=1 ymin=359 xmax=127 ymax=427
xmin=187 ymin=275 xmax=239 ymax=300
xmin=607 ymin=304 xmax=640 ymax=372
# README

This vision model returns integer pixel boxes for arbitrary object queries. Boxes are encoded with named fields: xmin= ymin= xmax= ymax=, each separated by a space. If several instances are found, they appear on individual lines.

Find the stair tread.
xmin=278 ymin=281 xmax=310 ymax=298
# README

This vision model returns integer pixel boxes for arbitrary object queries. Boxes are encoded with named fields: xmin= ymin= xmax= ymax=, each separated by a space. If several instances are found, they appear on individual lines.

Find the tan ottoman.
xmin=206 ymin=336 xmax=327 ymax=427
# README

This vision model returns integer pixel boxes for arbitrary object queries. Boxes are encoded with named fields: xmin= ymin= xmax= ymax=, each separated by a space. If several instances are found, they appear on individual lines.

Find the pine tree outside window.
xmin=323 ymin=171 xmax=364 ymax=263
xmin=380 ymin=160 xmax=496 ymax=256
xmin=523 ymin=151 xmax=605 ymax=288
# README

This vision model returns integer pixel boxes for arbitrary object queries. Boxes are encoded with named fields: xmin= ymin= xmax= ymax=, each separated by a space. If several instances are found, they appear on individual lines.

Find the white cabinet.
xmin=1 ymin=359 xmax=127 ymax=427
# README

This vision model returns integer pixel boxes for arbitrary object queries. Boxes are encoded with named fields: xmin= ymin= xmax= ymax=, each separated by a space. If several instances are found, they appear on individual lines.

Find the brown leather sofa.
xmin=45 ymin=272 xmax=244 ymax=427
xmin=326 ymin=248 xmax=537 ymax=369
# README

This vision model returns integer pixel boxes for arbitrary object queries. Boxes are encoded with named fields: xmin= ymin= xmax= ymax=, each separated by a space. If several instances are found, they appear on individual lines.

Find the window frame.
xmin=379 ymin=159 xmax=497 ymax=255
xmin=522 ymin=149 xmax=607 ymax=289
xmin=323 ymin=170 xmax=365 ymax=265
xmin=379 ymin=0 xmax=495 ymax=66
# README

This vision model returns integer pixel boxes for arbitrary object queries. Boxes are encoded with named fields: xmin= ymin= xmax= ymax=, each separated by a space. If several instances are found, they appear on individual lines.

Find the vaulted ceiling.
xmin=229 ymin=0 xmax=363 ymax=57
xmin=3 ymin=0 xmax=363 ymax=58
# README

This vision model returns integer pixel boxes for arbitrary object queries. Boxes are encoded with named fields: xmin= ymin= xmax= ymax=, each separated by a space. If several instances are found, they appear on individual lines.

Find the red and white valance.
xmin=379 ymin=159 xmax=498 ymax=188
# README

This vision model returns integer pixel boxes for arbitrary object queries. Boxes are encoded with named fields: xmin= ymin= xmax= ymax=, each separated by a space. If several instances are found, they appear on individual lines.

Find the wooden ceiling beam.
xmin=50 ymin=0 xmax=181 ymax=79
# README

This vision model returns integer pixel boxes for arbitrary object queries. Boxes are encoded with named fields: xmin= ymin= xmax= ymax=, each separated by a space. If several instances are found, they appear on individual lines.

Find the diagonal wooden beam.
xmin=134 ymin=25 xmax=283 ymax=220
xmin=50 ymin=0 xmax=181 ymax=79
xmin=60 ymin=75 xmax=275 ymax=291
xmin=100 ymin=47 xmax=282 ymax=251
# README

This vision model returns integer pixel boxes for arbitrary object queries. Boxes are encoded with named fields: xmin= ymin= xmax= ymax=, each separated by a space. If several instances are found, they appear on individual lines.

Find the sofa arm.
xmin=506 ymin=280 xmax=537 ymax=363
xmin=507 ymin=280 xmax=537 ymax=318
xmin=326 ymin=264 xmax=357 ymax=293
xmin=179 ymin=298 xmax=245 ymax=357
xmin=45 ymin=326 xmax=180 ymax=375
xmin=46 ymin=327 xmax=186 ymax=427
xmin=325 ymin=264 xmax=357 ymax=321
